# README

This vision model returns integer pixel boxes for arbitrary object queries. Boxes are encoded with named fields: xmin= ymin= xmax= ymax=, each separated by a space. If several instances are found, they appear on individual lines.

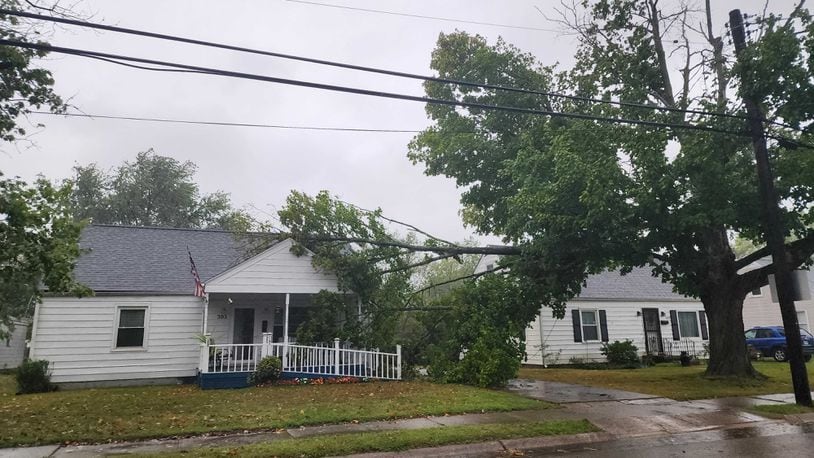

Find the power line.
xmin=284 ymin=0 xmax=560 ymax=33
xmin=0 ymin=38 xmax=753 ymax=138
xmin=0 ymin=8 xmax=773 ymax=125
xmin=31 ymin=111 xmax=422 ymax=133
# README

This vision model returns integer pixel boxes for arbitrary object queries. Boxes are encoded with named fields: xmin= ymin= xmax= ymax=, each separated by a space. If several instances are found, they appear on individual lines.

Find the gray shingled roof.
xmin=578 ymin=267 xmax=692 ymax=301
xmin=73 ymin=225 xmax=280 ymax=294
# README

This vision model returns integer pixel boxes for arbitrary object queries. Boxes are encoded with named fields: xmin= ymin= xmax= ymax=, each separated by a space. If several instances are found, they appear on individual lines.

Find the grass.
xmin=750 ymin=403 xmax=814 ymax=417
xmin=149 ymin=420 xmax=599 ymax=458
xmin=0 ymin=375 xmax=549 ymax=447
xmin=519 ymin=361 xmax=814 ymax=400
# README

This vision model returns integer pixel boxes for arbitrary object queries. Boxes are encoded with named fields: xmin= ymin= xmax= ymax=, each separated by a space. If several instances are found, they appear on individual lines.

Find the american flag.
xmin=187 ymin=249 xmax=206 ymax=297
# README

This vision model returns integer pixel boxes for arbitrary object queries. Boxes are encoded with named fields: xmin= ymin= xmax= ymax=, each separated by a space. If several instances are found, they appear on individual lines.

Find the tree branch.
xmin=302 ymin=236 xmax=521 ymax=256
xmin=648 ymin=0 xmax=677 ymax=107
xmin=380 ymin=252 xmax=460 ymax=275
xmin=738 ymin=234 xmax=814 ymax=288
xmin=734 ymin=245 xmax=771 ymax=271
xmin=411 ymin=265 xmax=505 ymax=296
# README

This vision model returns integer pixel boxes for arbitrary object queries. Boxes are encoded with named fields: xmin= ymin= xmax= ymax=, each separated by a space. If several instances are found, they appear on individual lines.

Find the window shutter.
xmin=599 ymin=310 xmax=609 ymax=342
xmin=572 ymin=309 xmax=582 ymax=342
xmin=698 ymin=311 xmax=709 ymax=340
xmin=670 ymin=310 xmax=680 ymax=340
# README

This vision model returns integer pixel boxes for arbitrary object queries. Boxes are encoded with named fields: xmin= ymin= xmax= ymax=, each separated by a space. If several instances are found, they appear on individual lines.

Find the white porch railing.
xmin=199 ymin=334 xmax=401 ymax=380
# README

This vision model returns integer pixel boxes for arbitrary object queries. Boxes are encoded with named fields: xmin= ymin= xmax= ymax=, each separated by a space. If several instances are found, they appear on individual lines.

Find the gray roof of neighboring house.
xmin=73 ymin=225 xmax=280 ymax=294
xmin=477 ymin=254 xmax=693 ymax=302
xmin=578 ymin=267 xmax=692 ymax=301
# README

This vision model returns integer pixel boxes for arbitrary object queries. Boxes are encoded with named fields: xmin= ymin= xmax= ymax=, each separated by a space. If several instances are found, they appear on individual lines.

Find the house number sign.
xmin=216 ymin=313 xmax=227 ymax=319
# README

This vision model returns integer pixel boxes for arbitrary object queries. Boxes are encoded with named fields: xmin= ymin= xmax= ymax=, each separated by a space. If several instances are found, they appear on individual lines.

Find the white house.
xmin=475 ymin=255 xmax=708 ymax=364
xmin=742 ymin=264 xmax=814 ymax=331
xmin=29 ymin=225 xmax=401 ymax=388
xmin=0 ymin=319 xmax=28 ymax=370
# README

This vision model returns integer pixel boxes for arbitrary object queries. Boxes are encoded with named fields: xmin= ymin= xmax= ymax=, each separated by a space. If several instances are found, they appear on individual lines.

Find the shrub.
xmin=248 ymin=356 xmax=282 ymax=386
xmin=16 ymin=359 xmax=55 ymax=394
xmin=600 ymin=340 xmax=640 ymax=367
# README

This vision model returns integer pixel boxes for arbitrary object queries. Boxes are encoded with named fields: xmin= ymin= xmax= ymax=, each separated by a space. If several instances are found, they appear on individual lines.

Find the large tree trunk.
xmin=697 ymin=226 xmax=760 ymax=378
xmin=702 ymin=285 xmax=759 ymax=377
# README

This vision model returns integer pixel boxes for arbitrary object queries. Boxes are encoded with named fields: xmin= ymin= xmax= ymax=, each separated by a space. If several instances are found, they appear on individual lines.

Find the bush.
xmin=16 ymin=359 xmax=55 ymax=394
xmin=248 ymin=356 xmax=282 ymax=386
xmin=600 ymin=340 xmax=640 ymax=367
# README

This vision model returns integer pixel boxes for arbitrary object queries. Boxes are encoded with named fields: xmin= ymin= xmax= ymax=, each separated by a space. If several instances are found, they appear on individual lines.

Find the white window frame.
xmin=580 ymin=309 xmax=600 ymax=342
xmin=676 ymin=311 xmax=700 ymax=339
xmin=112 ymin=305 xmax=150 ymax=351
xmin=798 ymin=310 xmax=810 ymax=331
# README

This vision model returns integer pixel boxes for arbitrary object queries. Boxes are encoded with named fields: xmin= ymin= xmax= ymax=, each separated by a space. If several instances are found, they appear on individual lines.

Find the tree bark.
xmin=702 ymin=285 xmax=759 ymax=377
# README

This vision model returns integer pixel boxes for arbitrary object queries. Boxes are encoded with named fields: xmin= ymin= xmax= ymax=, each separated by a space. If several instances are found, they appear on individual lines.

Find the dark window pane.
xmin=120 ymin=309 xmax=145 ymax=328
xmin=582 ymin=325 xmax=599 ymax=341
xmin=116 ymin=328 xmax=144 ymax=347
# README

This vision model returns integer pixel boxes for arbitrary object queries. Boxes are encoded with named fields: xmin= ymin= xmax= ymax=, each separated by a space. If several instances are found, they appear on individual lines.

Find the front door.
xmin=641 ymin=308 xmax=663 ymax=354
xmin=233 ymin=308 xmax=255 ymax=344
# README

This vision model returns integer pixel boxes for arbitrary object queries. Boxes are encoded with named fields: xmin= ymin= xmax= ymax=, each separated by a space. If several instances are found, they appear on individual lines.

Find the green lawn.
xmin=149 ymin=420 xmax=598 ymax=458
xmin=519 ymin=361 xmax=814 ymax=400
xmin=750 ymin=403 xmax=814 ymax=417
xmin=0 ymin=375 xmax=549 ymax=447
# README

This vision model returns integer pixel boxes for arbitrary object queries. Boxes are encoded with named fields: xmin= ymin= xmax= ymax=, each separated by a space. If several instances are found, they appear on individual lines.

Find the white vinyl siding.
xmin=743 ymin=271 xmax=814 ymax=332
xmin=205 ymin=239 xmax=340 ymax=294
xmin=525 ymin=300 xmax=705 ymax=364
xmin=29 ymin=296 xmax=203 ymax=383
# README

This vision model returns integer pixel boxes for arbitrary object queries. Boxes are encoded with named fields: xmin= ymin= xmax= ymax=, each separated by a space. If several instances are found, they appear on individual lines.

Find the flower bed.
xmin=273 ymin=376 xmax=369 ymax=386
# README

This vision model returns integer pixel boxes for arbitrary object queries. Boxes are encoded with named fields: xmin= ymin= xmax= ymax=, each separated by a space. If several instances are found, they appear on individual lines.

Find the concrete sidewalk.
xmin=3 ymin=381 xmax=813 ymax=457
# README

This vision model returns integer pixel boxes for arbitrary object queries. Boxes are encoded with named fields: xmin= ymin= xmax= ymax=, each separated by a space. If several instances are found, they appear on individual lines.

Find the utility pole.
xmin=729 ymin=10 xmax=812 ymax=406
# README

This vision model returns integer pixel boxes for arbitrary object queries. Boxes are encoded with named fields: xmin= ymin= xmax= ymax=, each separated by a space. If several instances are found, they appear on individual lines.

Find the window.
xmin=581 ymin=310 xmax=599 ymax=341
xmin=116 ymin=308 xmax=146 ymax=348
xmin=677 ymin=312 xmax=700 ymax=338
xmin=751 ymin=287 xmax=762 ymax=297
xmin=744 ymin=329 xmax=757 ymax=339
xmin=756 ymin=329 xmax=775 ymax=338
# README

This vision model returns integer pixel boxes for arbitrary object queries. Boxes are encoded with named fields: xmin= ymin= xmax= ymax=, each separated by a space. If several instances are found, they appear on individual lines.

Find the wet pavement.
xmin=514 ymin=421 xmax=814 ymax=457
xmin=506 ymin=379 xmax=656 ymax=403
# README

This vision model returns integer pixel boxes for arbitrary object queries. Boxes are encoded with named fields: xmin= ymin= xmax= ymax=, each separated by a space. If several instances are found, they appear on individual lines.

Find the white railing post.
xmin=199 ymin=343 xmax=209 ymax=374
xmin=396 ymin=344 xmax=402 ymax=380
xmin=261 ymin=332 xmax=272 ymax=358
xmin=334 ymin=338 xmax=340 ymax=376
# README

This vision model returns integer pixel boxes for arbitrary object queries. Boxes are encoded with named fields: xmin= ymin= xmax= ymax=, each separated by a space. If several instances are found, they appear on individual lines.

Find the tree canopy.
xmin=70 ymin=150 xmax=252 ymax=231
xmin=0 ymin=0 xmax=71 ymax=143
xmin=0 ymin=174 xmax=89 ymax=338
xmin=406 ymin=1 xmax=814 ymax=377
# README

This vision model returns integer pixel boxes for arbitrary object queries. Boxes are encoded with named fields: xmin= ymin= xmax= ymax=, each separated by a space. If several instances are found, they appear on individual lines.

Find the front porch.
xmin=198 ymin=336 xmax=402 ymax=389
xmin=198 ymin=292 xmax=401 ymax=389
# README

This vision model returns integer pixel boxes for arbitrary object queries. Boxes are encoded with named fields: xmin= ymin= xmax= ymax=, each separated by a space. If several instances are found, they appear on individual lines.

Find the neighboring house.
xmin=475 ymin=255 xmax=708 ymax=364
xmin=742 ymin=260 xmax=814 ymax=331
xmin=0 ymin=318 xmax=29 ymax=369
xmin=28 ymin=225 xmax=401 ymax=388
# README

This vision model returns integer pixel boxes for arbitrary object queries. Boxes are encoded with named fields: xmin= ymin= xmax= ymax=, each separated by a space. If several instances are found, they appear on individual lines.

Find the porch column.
xmin=202 ymin=293 xmax=210 ymax=337
xmin=283 ymin=293 xmax=290 ymax=369
xmin=283 ymin=293 xmax=290 ymax=344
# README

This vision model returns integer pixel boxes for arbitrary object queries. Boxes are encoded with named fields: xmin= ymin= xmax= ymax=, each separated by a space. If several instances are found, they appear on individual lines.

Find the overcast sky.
xmin=0 ymin=0 xmax=797 ymax=242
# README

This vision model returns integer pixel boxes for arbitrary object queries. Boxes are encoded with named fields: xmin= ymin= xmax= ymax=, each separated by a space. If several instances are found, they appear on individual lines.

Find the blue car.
xmin=744 ymin=326 xmax=814 ymax=362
